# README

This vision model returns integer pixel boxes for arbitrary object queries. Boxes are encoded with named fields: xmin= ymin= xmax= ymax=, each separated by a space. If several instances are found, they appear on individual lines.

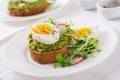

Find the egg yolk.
xmin=32 ymin=24 xmax=53 ymax=34
xmin=74 ymin=27 xmax=91 ymax=38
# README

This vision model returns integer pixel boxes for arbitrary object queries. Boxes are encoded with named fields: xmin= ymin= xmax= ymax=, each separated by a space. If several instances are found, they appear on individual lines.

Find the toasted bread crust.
xmin=8 ymin=2 xmax=48 ymax=16
xmin=30 ymin=47 xmax=68 ymax=64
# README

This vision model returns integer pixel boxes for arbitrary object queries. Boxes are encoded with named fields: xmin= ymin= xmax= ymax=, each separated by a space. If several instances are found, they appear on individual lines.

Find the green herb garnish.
xmin=65 ymin=21 xmax=74 ymax=34
xmin=54 ymin=54 xmax=72 ymax=68
xmin=54 ymin=37 xmax=101 ymax=68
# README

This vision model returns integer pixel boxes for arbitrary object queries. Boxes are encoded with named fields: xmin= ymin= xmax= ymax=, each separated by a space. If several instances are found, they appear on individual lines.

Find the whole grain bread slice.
xmin=8 ymin=2 xmax=49 ymax=16
xmin=29 ymin=36 xmax=71 ymax=64
xmin=30 ymin=47 xmax=68 ymax=64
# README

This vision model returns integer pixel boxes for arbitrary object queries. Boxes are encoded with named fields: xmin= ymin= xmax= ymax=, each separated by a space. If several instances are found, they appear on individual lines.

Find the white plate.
xmin=3 ymin=20 xmax=118 ymax=78
xmin=0 ymin=0 xmax=69 ymax=22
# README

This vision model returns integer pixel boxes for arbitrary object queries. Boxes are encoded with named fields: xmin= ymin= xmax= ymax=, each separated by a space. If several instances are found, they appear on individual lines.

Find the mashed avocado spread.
xmin=8 ymin=0 xmax=46 ymax=10
xmin=28 ymin=33 xmax=68 ymax=53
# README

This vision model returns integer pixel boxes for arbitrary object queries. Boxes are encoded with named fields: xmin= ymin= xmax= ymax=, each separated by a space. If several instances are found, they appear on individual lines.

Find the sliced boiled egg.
xmin=32 ymin=23 xmax=60 ymax=45
xmin=74 ymin=27 xmax=91 ymax=39
xmin=22 ymin=0 xmax=38 ymax=3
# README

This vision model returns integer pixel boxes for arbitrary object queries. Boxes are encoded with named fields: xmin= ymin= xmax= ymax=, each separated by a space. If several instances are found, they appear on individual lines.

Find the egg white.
xmin=73 ymin=26 xmax=99 ymax=40
xmin=32 ymin=23 xmax=60 ymax=45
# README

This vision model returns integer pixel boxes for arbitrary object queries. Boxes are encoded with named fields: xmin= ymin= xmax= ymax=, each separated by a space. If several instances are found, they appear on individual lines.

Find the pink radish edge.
xmin=73 ymin=57 xmax=84 ymax=65
xmin=57 ymin=23 xmax=68 ymax=32
xmin=32 ymin=34 xmax=34 ymax=42
xmin=57 ymin=23 xmax=66 ymax=27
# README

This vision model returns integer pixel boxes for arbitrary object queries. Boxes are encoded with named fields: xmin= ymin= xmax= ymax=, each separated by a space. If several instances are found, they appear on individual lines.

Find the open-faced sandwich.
xmin=28 ymin=18 xmax=101 ymax=68
xmin=8 ymin=0 xmax=49 ymax=16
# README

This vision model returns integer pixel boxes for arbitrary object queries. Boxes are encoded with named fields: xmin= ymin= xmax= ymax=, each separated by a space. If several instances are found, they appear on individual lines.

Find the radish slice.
xmin=58 ymin=24 xmax=67 ymax=33
xmin=55 ymin=22 xmax=65 ymax=26
xmin=57 ymin=23 xmax=66 ymax=26
xmin=32 ymin=34 xmax=34 ymax=42
xmin=73 ymin=57 xmax=84 ymax=65
xmin=56 ymin=22 xmax=67 ymax=33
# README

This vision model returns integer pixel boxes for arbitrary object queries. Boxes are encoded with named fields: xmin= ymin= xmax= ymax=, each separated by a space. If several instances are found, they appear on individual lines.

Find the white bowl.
xmin=78 ymin=0 xmax=99 ymax=10
xmin=96 ymin=0 xmax=120 ymax=19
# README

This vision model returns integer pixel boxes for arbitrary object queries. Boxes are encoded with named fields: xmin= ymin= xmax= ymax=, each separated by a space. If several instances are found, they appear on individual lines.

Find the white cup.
xmin=96 ymin=0 xmax=120 ymax=19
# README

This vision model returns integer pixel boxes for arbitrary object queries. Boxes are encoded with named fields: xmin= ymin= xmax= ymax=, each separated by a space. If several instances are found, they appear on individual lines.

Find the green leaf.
xmin=61 ymin=62 xmax=72 ymax=67
xmin=54 ymin=63 xmax=60 ymax=68
xmin=81 ymin=53 xmax=88 ymax=59
xmin=65 ymin=21 xmax=74 ymax=34
xmin=75 ymin=40 xmax=85 ymax=45
xmin=48 ymin=18 xmax=55 ymax=25
xmin=95 ymin=49 xmax=101 ymax=52
xmin=68 ymin=40 xmax=85 ymax=50
xmin=54 ymin=54 xmax=73 ymax=68
xmin=56 ymin=54 xmax=65 ymax=63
